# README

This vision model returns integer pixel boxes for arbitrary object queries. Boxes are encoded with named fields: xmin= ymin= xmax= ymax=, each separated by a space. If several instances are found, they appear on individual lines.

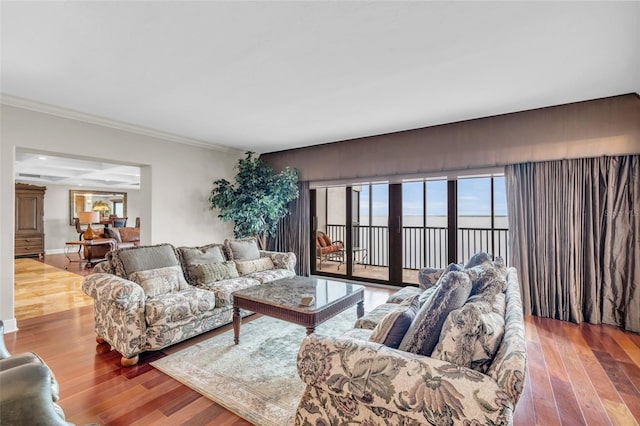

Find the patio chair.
xmin=316 ymin=231 xmax=344 ymax=269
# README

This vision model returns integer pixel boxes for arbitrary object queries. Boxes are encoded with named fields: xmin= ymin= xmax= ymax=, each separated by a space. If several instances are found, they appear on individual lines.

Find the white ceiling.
xmin=15 ymin=150 xmax=140 ymax=190
xmin=2 ymin=1 xmax=639 ymax=155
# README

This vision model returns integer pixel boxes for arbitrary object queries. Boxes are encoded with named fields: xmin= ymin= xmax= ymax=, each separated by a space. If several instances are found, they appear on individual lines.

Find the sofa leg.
xmin=95 ymin=336 xmax=111 ymax=354
xmin=120 ymin=355 xmax=139 ymax=367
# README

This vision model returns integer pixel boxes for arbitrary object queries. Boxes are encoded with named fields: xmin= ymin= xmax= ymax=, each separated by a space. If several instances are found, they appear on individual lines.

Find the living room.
xmin=2 ymin=2 xmax=639 ymax=425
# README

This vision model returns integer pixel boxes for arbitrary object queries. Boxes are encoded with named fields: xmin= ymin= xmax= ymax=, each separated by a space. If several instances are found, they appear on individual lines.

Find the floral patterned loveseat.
xmin=82 ymin=240 xmax=296 ymax=366
xmin=295 ymin=257 xmax=526 ymax=425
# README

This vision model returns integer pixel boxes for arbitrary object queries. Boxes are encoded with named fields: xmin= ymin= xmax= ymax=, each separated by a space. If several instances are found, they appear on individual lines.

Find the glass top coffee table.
xmin=232 ymin=276 xmax=365 ymax=344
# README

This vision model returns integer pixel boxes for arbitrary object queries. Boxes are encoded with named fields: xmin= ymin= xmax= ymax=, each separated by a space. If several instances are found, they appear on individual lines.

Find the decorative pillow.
xmin=464 ymin=252 xmax=493 ymax=269
xmin=225 ymin=238 xmax=260 ymax=261
xmin=432 ymin=292 xmax=506 ymax=373
xmin=110 ymin=243 xmax=180 ymax=278
xmin=322 ymin=234 xmax=333 ymax=246
xmin=417 ymin=267 xmax=444 ymax=290
xmin=465 ymin=256 xmax=507 ymax=296
xmin=418 ymin=263 xmax=462 ymax=290
xmin=235 ymin=257 xmax=275 ymax=275
xmin=418 ymin=285 xmax=439 ymax=307
xmin=178 ymin=244 xmax=226 ymax=284
xmin=386 ymin=286 xmax=422 ymax=304
xmin=399 ymin=271 xmax=473 ymax=356
xmin=369 ymin=295 xmax=420 ymax=349
xmin=317 ymin=236 xmax=327 ymax=248
xmin=129 ymin=265 xmax=190 ymax=298
xmin=104 ymin=227 xmax=122 ymax=243
xmin=179 ymin=244 xmax=226 ymax=265
xmin=188 ymin=261 xmax=239 ymax=286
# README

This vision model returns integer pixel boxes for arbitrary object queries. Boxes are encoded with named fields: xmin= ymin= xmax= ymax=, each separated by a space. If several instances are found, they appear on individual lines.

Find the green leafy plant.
xmin=209 ymin=152 xmax=299 ymax=249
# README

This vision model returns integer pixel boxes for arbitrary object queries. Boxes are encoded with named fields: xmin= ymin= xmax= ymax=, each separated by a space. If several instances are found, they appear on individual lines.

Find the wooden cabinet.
xmin=15 ymin=183 xmax=46 ymax=258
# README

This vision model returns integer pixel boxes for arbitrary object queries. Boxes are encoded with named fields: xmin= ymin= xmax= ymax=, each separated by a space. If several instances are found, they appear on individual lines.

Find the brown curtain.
xmin=506 ymin=155 xmax=639 ymax=332
xmin=269 ymin=181 xmax=311 ymax=276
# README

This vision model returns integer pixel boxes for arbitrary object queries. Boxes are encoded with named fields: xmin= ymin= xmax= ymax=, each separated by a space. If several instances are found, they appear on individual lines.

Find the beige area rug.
xmin=151 ymin=309 xmax=360 ymax=426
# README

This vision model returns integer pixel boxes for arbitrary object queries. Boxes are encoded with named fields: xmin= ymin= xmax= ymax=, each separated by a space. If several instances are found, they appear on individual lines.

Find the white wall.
xmin=1 ymin=104 xmax=243 ymax=331
xmin=22 ymin=183 xmax=142 ymax=253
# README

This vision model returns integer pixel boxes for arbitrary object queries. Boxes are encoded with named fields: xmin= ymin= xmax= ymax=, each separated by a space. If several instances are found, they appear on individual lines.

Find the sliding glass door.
xmin=401 ymin=179 xmax=448 ymax=284
xmin=457 ymin=176 xmax=509 ymax=264
xmin=353 ymin=183 xmax=389 ymax=281
xmin=311 ymin=175 xmax=508 ymax=287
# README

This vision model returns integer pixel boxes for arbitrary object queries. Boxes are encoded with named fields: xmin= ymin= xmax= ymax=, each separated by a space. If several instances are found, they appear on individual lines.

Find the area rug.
xmin=151 ymin=309 xmax=360 ymax=426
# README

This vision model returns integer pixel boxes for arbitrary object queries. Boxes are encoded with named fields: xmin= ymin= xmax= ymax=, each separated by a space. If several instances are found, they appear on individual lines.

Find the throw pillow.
xmin=418 ymin=285 xmax=439 ymax=307
xmin=225 ymin=238 xmax=260 ymax=261
xmin=110 ymin=243 xmax=181 ymax=278
xmin=188 ymin=261 xmax=239 ymax=286
xmin=104 ymin=227 xmax=122 ymax=243
xmin=418 ymin=263 xmax=462 ymax=291
xmin=465 ymin=256 xmax=507 ymax=296
xmin=417 ymin=267 xmax=444 ymax=290
xmin=432 ymin=292 xmax=506 ymax=373
xmin=129 ymin=265 xmax=190 ymax=298
xmin=464 ymin=252 xmax=492 ymax=269
xmin=369 ymin=295 xmax=420 ymax=349
xmin=399 ymin=271 xmax=473 ymax=356
xmin=235 ymin=257 xmax=275 ymax=275
xmin=386 ymin=286 xmax=422 ymax=304
xmin=178 ymin=244 xmax=227 ymax=284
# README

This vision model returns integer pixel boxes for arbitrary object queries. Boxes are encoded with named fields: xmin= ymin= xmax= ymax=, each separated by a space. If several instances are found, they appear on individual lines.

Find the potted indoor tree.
xmin=209 ymin=152 xmax=299 ymax=250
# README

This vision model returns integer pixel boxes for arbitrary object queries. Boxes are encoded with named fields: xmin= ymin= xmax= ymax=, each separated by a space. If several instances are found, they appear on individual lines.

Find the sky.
xmin=359 ymin=176 xmax=507 ymax=217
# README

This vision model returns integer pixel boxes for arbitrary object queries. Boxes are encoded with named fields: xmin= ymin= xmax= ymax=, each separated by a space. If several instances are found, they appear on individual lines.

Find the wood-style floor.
xmin=7 ymin=254 xmax=640 ymax=425
xmin=316 ymin=259 xmax=421 ymax=285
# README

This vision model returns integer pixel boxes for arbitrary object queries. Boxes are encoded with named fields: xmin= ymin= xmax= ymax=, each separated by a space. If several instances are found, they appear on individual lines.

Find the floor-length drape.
xmin=506 ymin=155 xmax=639 ymax=333
xmin=270 ymin=181 xmax=310 ymax=276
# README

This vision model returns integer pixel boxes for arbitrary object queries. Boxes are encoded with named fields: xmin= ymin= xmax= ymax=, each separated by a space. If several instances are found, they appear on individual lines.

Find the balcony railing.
xmin=326 ymin=224 xmax=509 ymax=270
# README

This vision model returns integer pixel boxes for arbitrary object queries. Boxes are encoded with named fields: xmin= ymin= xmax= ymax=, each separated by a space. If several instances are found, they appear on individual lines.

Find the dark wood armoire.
xmin=15 ymin=183 xmax=47 ymax=258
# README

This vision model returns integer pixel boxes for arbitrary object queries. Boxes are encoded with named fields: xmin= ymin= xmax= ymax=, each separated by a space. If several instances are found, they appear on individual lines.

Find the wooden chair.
xmin=316 ymin=231 xmax=344 ymax=269
xmin=112 ymin=217 xmax=127 ymax=227
xmin=73 ymin=217 xmax=83 ymax=241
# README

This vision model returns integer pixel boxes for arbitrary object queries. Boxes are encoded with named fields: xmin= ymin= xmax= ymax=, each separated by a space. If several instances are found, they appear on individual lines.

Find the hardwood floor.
xmin=8 ymin=255 xmax=640 ymax=425
xmin=316 ymin=259 xmax=420 ymax=285
xmin=14 ymin=257 xmax=93 ymax=320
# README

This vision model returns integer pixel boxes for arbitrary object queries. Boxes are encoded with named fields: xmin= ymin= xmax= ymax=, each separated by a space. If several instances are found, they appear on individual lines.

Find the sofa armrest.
xmin=82 ymin=273 xmax=147 ymax=358
xmin=0 ymin=353 xmax=60 ymax=401
xmin=259 ymin=250 xmax=296 ymax=272
xmin=297 ymin=334 xmax=513 ymax=424
xmin=0 ymin=363 xmax=72 ymax=426
xmin=92 ymin=261 xmax=111 ymax=274
xmin=82 ymin=273 xmax=145 ymax=310
xmin=417 ymin=267 xmax=445 ymax=290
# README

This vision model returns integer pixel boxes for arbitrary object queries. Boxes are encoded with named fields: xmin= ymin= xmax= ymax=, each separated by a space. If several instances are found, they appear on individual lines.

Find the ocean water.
xmin=326 ymin=215 xmax=509 ymax=268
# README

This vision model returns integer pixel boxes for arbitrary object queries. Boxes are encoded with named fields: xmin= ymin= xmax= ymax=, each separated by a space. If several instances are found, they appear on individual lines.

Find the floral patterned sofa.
xmin=82 ymin=239 xmax=296 ymax=366
xmin=295 ymin=255 xmax=526 ymax=425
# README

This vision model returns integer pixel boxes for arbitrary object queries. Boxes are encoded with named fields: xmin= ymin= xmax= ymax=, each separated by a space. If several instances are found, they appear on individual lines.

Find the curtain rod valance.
xmin=262 ymin=94 xmax=640 ymax=182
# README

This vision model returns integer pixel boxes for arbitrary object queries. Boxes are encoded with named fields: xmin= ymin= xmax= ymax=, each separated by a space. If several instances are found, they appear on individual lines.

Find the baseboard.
xmin=1 ymin=318 xmax=18 ymax=333
xmin=45 ymin=248 xmax=65 ymax=255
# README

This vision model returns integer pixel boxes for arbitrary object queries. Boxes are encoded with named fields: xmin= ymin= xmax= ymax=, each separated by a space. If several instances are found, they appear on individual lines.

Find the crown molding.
xmin=0 ymin=94 xmax=244 ymax=154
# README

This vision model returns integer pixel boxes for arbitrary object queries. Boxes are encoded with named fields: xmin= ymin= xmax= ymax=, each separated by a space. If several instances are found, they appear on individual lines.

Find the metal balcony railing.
xmin=325 ymin=224 xmax=509 ymax=270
